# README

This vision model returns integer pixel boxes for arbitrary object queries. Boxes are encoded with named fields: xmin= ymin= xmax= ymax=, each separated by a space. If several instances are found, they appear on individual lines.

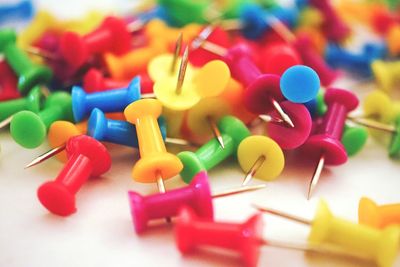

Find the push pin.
xmin=303 ymin=88 xmax=358 ymax=199
xmin=0 ymin=29 xmax=53 ymax=94
xmin=176 ymin=206 xmax=371 ymax=267
xmin=237 ymin=136 xmax=285 ymax=186
xmin=71 ymin=76 xmax=140 ymax=122
xmin=124 ymin=99 xmax=183 ymax=199
xmin=0 ymin=86 xmax=42 ymax=129
xmin=255 ymin=200 xmax=400 ymax=267
xmin=0 ymin=60 xmax=20 ymax=101
xmin=0 ymin=0 xmax=34 ymax=24
xmin=59 ymin=16 xmax=132 ymax=68
xmin=83 ymin=68 xmax=154 ymax=94
xmin=128 ymin=171 xmax=265 ymax=233
xmin=37 ymin=135 xmax=111 ymax=216
xmin=359 ymin=197 xmax=400 ymax=229
xmin=10 ymin=92 xmax=73 ymax=148
xmin=341 ymin=124 xmax=369 ymax=157
xmin=196 ymin=42 xmax=295 ymax=128
xmin=362 ymin=90 xmax=395 ymax=124
xmin=371 ymin=59 xmax=400 ymax=92
xmin=178 ymin=116 xmax=250 ymax=183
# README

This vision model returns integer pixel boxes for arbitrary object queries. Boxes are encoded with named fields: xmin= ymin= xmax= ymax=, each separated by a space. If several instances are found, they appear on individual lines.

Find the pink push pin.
xmin=83 ymin=68 xmax=154 ymax=94
xmin=128 ymin=171 xmax=265 ymax=234
xmin=37 ymin=135 xmax=111 ymax=216
xmin=0 ymin=60 xmax=20 ymax=101
xmin=225 ymin=44 xmax=294 ymax=127
xmin=60 ymin=16 xmax=131 ymax=68
xmin=175 ymin=207 xmax=263 ymax=267
xmin=309 ymin=0 xmax=351 ymax=42
xmin=293 ymin=33 xmax=339 ymax=86
xmin=266 ymin=101 xmax=312 ymax=149
xmin=303 ymin=88 xmax=359 ymax=199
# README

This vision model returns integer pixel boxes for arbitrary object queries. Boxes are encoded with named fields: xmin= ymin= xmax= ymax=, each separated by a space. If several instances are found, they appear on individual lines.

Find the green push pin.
xmin=0 ymin=29 xmax=52 ymax=94
xmin=389 ymin=116 xmax=400 ymax=158
xmin=10 ymin=92 xmax=73 ymax=149
xmin=316 ymin=89 xmax=327 ymax=117
xmin=177 ymin=116 xmax=250 ymax=183
xmin=0 ymin=86 xmax=43 ymax=122
xmin=341 ymin=124 xmax=369 ymax=157
xmin=157 ymin=0 xmax=209 ymax=26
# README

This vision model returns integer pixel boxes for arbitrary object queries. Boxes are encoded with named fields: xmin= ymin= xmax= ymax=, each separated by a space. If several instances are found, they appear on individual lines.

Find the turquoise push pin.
xmin=72 ymin=76 xmax=141 ymax=122
xmin=87 ymin=108 xmax=167 ymax=147
xmin=280 ymin=65 xmax=320 ymax=103
xmin=0 ymin=29 xmax=53 ymax=94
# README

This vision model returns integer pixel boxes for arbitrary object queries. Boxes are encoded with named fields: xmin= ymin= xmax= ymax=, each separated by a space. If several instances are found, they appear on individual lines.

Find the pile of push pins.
xmin=2 ymin=0 xmax=400 ymax=266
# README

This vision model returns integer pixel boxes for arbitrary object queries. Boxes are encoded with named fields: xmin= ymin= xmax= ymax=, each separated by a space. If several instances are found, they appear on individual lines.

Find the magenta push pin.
xmin=303 ymin=88 xmax=359 ymax=199
xmin=37 ymin=135 xmax=111 ymax=216
xmin=127 ymin=171 xmax=265 ymax=234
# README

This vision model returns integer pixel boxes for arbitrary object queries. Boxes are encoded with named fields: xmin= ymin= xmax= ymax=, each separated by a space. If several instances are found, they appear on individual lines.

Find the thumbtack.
xmin=71 ymin=76 xmax=140 ymax=122
xmin=178 ymin=116 xmax=250 ymax=184
xmin=170 ymin=33 xmax=183 ymax=75
xmin=237 ymin=136 xmax=285 ymax=186
xmin=359 ymin=197 xmax=400 ymax=229
xmin=255 ymin=200 xmax=400 ymax=267
xmin=124 ymin=98 xmax=183 ymax=197
xmin=303 ymin=88 xmax=359 ymax=199
xmin=371 ymin=59 xmax=400 ymax=92
xmin=175 ymin=46 xmax=189 ymax=95
xmin=0 ymin=29 xmax=53 ymax=94
xmin=127 ymin=171 xmax=265 ymax=233
xmin=0 ymin=0 xmax=34 ymax=24
xmin=10 ymin=92 xmax=73 ymax=148
xmin=37 ymin=135 xmax=111 ymax=216
xmin=176 ymin=205 xmax=372 ymax=267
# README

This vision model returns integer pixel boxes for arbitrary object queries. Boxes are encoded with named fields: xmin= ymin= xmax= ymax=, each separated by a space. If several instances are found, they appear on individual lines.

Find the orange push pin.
xmin=255 ymin=200 xmax=400 ymax=267
xmin=359 ymin=197 xmax=400 ymax=229
xmin=237 ymin=135 xmax=285 ymax=185
xmin=371 ymin=59 xmax=400 ymax=92
xmin=386 ymin=25 xmax=400 ymax=56
xmin=124 ymin=99 xmax=183 ymax=195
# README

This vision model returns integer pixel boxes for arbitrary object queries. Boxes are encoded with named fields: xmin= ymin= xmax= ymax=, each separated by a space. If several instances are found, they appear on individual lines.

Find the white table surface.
xmin=1 ymin=1 xmax=400 ymax=267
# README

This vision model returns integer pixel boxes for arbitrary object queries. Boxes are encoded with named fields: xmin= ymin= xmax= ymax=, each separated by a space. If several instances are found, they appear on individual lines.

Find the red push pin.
xmin=83 ymin=68 xmax=154 ymax=94
xmin=175 ymin=206 xmax=365 ymax=267
xmin=0 ymin=60 xmax=20 ymax=101
xmin=128 ymin=171 xmax=265 ymax=234
xmin=303 ymin=88 xmax=359 ymax=199
xmin=37 ymin=135 xmax=111 ymax=216
xmin=60 ymin=16 xmax=132 ymax=68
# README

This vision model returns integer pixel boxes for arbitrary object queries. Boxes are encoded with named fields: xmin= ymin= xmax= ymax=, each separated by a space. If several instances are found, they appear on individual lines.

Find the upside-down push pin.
xmin=175 ymin=206 xmax=373 ymax=267
xmin=359 ymin=197 xmax=400 ymax=229
xmin=254 ymin=200 xmax=400 ymax=267
xmin=124 ymin=99 xmax=183 ymax=208
xmin=37 ymin=135 xmax=111 ymax=216
xmin=303 ymin=88 xmax=358 ymax=199
xmin=128 ymin=171 xmax=265 ymax=233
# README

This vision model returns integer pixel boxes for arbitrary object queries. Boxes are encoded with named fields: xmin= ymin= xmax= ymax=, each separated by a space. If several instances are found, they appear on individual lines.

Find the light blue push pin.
xmin=240 ymin=3 xmax=299 ymax=39
xmin=87 ymin=108 xmax=166 ymax=147
xmin=72 ymin=76 xmax=141 ymax=122
xmin=0 ymin=0 xmax=34 ymax=24
xmin=280 ymin=65 xmax=320 ymax=103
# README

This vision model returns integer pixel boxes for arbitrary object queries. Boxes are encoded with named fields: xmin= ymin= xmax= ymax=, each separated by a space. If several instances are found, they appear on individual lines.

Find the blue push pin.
xmin=325 ymin=42 xmax=387 ymax=77
xmin=0 ymin=0 xmax=34 ymax=24
xmin=136 ymin=5 xmax=172 ymax=26
xmin=87 ymin=108 xmax=167 ymax=147
xmin=72 ymin=76 xmax=141 ymax=122
xmin=280 ymin=65 xmax=320 ymax=103
xmin=240 ymin=3 xmax=299 ymax=39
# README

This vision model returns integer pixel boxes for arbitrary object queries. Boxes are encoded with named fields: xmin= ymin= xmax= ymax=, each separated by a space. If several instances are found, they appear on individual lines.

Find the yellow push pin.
xmin=237 ymin=135 xmax=285 ymax=185
xmin=371 ymin=59 xmax=400 ymax=92
xmin=359 ymin=197 xmax=400 ymax=229
xmin=362 ymin=90 xmax=395 ymax=124
xmin=255 ymin=200 xmax=400 ymax=267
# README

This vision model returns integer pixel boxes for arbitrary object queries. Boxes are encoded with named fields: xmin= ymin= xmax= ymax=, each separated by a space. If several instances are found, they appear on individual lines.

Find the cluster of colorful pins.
xmin=1 ymin=0 xmax=400 ymax=266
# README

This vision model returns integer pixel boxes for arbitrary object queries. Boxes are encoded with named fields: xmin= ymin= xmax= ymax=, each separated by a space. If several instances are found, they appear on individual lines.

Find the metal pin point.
xmin=170 ymin=33 xmax=183 ymax=74
xmin=207 ymin=116 xmax=225 ymax=149
xmin=175 ymin=46 xmax=189 ymax=95
xmin=156 ymin=171 xmax=171 ymax=223
xmin=307 ymin=154 xmax=325 ymax=200
xmin=270 ymin=97 xmax=295 ymax=128
xmin=253 ymin=204 xmax=312 ymax=225
xmin=347 ymin=116 xmax=397 ymax=133
xmin=242 ymin=155 xmax=266 ymax=186
xmin=0 ymin=115 xmax=13 ymax=129
xmin=25 ymin=144 xmax=67 ymax=169
xmin=165 ymin=137 xmax=192 ymax=146
xmin=212 ymin=184 xmax=266 ymax=198
xmin=258 ymin=115 xmax=285 ymax=125
xmin=25 ymin=46 xmax=59 ymax=61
